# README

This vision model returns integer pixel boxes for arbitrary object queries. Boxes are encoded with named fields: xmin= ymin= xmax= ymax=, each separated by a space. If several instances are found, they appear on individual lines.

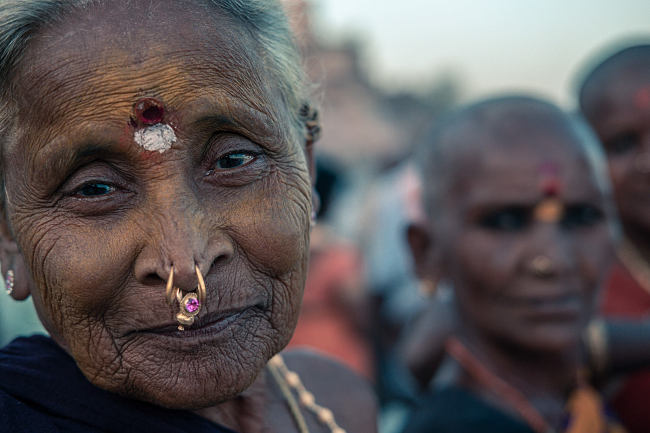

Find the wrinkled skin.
xmin=581 ymin=62 xmax=650 ymax=251
xmin=2 ymin=1 xmax=312 ymax=411
xmin=413 ymin=101 xmax=615 ymax=355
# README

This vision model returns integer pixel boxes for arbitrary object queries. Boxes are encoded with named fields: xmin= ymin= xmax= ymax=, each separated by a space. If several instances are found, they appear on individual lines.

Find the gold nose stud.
xmin=165 ymin=265 xmax=207 ymax=331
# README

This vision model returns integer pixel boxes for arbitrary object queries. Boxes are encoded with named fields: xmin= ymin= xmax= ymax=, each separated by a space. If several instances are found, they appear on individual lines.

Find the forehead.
xmin=584 ymin=61 xmax=650 ymax=119
xmin=445 ymin=116 xmax=599 ymax=204
xmin=9 ymin=1 xmax=278 ymax=151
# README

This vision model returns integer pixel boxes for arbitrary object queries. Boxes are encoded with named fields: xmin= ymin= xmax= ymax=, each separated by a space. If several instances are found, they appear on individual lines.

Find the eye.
xmin=562 ymin=204 xmax=603 ymax=229
xmin=75 ymin=182 xmax=115 ymax=198
xmin=605 ymin=131 xmax=639 ymax=155
xmin=479 ymin=207 xmax=530 ymax=232
xmin=214 ymin=152 xmax=256 ymax=170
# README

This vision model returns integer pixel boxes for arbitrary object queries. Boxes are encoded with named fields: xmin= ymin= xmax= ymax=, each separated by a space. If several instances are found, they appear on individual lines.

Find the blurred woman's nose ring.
xmin=529 ymin=255 xmax=554 ymax=278
xmin=165 ymin=265 xmax=207 ymax=331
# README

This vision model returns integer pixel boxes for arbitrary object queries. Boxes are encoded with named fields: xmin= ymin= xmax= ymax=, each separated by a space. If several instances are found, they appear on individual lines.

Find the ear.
xmin=300 ymin=103 xmax=320 ymax=186
xmin=305 ymin=135 xmax=316 ymax=186
xmin=406 ymin=221 xmax=442 ymax=284
xmin=0 ymin=209 xmax=31 ymax=301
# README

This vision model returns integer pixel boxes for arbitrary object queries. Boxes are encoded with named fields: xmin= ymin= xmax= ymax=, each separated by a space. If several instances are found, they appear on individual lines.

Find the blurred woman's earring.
xmin=419 ymin=278 xmax=436 ymax=296
xmin=165 ymin=265 xmax=207 ymax=331
xmin=529 ymin=255 xmax=553 ymax=278
xmin=5 ymin=269 xmax=14 ymax=295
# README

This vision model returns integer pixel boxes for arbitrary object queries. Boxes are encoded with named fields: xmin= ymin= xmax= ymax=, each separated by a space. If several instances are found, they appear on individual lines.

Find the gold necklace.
xmin=618 ymin=239 xmax=650 ymax=295
xmin=267 ymin=354 xmax=346 ymax=433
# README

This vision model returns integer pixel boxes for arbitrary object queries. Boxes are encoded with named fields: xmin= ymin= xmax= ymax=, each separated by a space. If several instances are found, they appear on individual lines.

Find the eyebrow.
xmin=177 ymin=92 xmax=284 ymax=145
xmin=37 ymin=141 xmax=124 ymax=184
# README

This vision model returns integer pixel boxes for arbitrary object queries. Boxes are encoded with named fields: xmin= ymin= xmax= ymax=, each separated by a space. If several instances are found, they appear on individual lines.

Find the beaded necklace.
xmin=267 ymin=354 xmax=346 ymax=433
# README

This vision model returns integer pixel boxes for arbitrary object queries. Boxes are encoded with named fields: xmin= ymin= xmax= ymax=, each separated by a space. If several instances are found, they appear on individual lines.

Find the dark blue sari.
xmin=0 ymin=335 xmax=238 ymax=433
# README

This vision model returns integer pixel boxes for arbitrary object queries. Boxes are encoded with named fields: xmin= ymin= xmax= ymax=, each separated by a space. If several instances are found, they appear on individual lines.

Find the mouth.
xmin=135 ymin=305 xmax=262 ymax=339
xmin=518 ymin=293 xmax=583 ymax=320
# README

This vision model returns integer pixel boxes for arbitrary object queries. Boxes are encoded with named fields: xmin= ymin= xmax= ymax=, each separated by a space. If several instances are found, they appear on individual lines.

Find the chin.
xmin=513 ymin=324 xmax=583 ymax=355
xmin=94 ymin=347 xmax=269 ymax=410
xmin=75 ymin=327 xmax=285 ymax=410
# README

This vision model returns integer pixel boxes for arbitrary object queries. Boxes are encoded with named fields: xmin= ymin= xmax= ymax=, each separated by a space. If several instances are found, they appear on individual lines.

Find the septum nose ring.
xmin=165 ymin=265 xmax=206 ymax=331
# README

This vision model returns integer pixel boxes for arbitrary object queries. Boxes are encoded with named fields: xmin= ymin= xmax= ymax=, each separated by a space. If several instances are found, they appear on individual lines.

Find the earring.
xmin=165 ymin=265 xmax=207 ymax=331
xmin=5 ymin=269 xmax=14 ymax=295
xmin=529 ymin=255 xmax=553 ymax=278
xmin=419 ymin=278 xmax=437 ymax=296
xmin=310 ymin=209 xmax=317 ymax=230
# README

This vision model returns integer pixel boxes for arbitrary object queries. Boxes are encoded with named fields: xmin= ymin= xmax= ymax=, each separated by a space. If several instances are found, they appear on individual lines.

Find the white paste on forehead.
xmin=134 ymin=123 xmax=177 ymax=153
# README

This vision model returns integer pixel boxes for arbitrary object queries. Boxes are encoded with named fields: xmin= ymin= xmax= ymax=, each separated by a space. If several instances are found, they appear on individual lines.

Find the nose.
xmin=524 ymin=223 xmax=574 ymax=278
xmin=134 ymin=200 xmax=234 ymax=292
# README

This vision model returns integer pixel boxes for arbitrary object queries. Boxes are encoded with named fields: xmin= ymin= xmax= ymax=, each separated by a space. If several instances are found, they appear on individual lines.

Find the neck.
xmin=453 ymin=326 xmax=579 ymax=430
xmin=193 ymin=371 xmax=268 ymax=433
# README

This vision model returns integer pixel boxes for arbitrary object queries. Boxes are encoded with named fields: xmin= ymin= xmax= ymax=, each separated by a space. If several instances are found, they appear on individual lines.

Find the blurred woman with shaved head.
xmin=403 ymin=96 xmax=624 ymax=433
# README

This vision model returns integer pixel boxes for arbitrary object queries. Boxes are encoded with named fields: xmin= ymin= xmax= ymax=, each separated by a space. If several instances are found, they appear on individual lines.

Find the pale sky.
xmin=311 ymin=0 xmax=650 ymax=106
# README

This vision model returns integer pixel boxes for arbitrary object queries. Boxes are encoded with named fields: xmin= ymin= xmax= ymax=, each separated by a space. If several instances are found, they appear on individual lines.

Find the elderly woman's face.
xmin=3 ymin=2 xmax=311 ymax=408
xmin=435 ymin=121 xmax=613 ymax=353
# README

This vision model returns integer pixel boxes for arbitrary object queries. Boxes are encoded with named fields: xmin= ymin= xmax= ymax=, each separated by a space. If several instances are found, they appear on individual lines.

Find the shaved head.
xmin=416 ymin=96 xmax=610 ymax=221
xmin=578 ymin=44 xmax=650 ymax=120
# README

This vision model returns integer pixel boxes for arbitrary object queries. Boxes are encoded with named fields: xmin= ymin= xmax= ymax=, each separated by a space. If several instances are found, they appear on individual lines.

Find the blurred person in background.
xmin=357 ymin=157 xmax=426 ymax=415
xmin=288 ymin=157 xmax=373 ymax=379
xmin=578 ymin=43 xmax=650 ymax=433
xmin=403 ymin=96 xmax=624 ymax=433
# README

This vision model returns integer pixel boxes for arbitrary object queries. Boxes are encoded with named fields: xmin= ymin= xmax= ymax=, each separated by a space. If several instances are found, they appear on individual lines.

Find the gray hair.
xmin=0 ymin=0 xmax=313 ymax=152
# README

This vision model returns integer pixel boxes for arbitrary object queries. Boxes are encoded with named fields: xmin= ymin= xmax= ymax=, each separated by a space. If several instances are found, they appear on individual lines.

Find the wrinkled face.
xmin=582 ymin=64 xmax=650 ymax=235
xmin=434 ymin=121 xmax=613 ymax=353
xmin=3 ymin=2 xmax=311 ymax=408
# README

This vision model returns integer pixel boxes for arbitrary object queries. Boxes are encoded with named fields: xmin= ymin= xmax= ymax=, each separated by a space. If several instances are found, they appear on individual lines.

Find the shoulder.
xmin=0 ymin=389 xmax=60 ymax=433
xmin=280 ymin=349 xmax=378 ymax=433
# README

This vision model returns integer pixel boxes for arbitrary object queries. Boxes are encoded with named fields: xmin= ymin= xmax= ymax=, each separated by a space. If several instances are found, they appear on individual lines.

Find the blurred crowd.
xmin=1 ymin=3 xmax=649 ymax=433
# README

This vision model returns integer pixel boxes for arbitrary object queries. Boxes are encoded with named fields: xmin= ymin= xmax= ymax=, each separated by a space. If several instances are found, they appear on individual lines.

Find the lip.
xmin=518 ymin=294 xmax=583 ymax=320
xmin=134 ymin=305 xmax=261 ymax=339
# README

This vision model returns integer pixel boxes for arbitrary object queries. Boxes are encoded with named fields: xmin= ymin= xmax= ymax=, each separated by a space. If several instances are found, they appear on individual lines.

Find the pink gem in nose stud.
xmin=184 ymin=296 xmax=200 ymax=314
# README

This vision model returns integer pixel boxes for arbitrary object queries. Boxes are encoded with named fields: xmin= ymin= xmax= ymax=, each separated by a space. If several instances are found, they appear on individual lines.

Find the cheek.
xmin=575 ymin=227 xmax=614 ymax=291
xmin=608 ymin=157 xmax=631 ymax=196
xmin=20 ymin=215 xmax=134 ymax=337
xmin=453 ymin=231 xmax=518 ymax=295
xmin=223 ymin=170 xmax=311 ymax=325
xmin=229 ymin=177 xmax=310 ymax=274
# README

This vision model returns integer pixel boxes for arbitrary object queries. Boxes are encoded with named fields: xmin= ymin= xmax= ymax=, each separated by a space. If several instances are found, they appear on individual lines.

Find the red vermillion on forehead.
xmin=635 ymin=85 xmax=650 ymax=111
xmin=538 ymin=161 xmax=562 ymax=197
xmin=132 ymin=97 xmax=165 ymax=127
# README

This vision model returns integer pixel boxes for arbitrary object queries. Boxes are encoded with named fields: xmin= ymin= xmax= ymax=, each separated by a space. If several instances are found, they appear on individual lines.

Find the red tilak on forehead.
xmin=635 ymin=85 xmax=650 ymax=110
xmin=538 ymin=162 xmax=562 ymax=197
xmin=131 ymin=97 xmax=165 ymax=127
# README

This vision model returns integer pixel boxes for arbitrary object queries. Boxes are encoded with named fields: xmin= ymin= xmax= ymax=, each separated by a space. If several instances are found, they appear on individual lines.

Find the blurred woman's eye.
xmin=214 ymin=152 xmax=256 ymax=170
xmin=605 ymin=131 xmax=639 ymax=155
xmin=479 ymin=207 xmax=529 ymax=231
xmin=562 ymin=204 xmax=604 ymax=229
xmin=75 ymin=182 xmax=115 ymax=198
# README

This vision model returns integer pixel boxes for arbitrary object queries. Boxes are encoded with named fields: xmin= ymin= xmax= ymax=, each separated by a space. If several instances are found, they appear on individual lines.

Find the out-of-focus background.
xmin=0 ymin=0 xmax=648 ymax=431
xmin=293 ymin=0 xmax=649 ymax=163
